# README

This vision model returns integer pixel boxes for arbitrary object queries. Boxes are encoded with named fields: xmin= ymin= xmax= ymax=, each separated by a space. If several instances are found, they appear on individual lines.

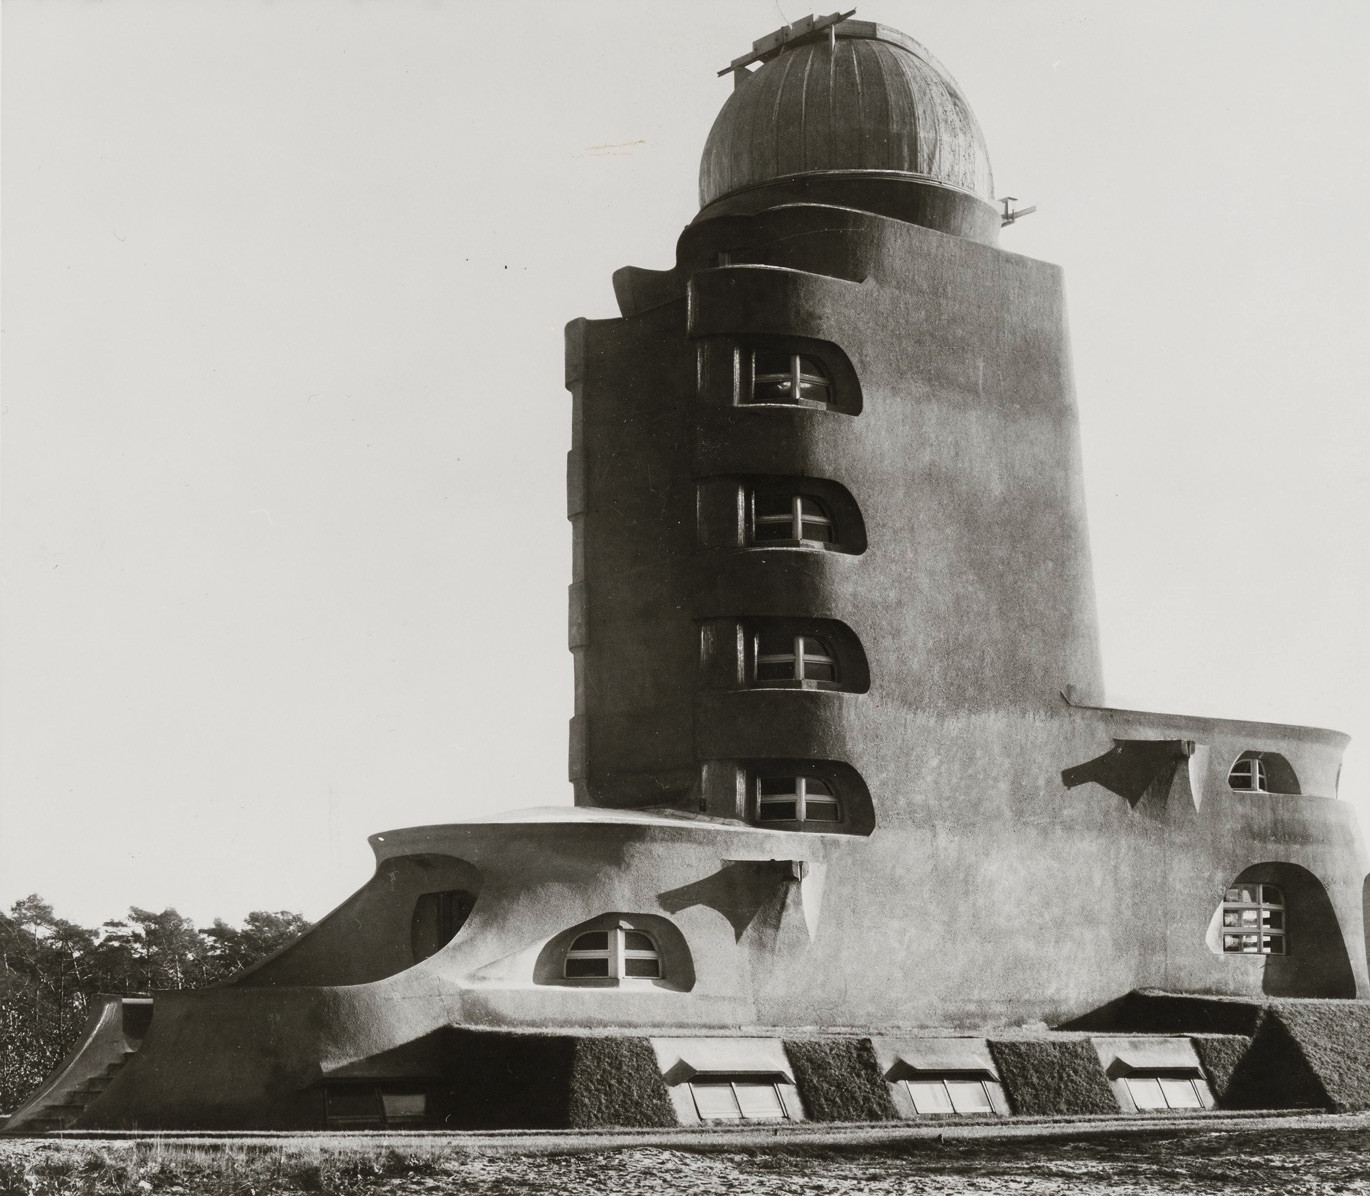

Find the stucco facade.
xmin=7 ymin=12 xmax=1368 ymax=1133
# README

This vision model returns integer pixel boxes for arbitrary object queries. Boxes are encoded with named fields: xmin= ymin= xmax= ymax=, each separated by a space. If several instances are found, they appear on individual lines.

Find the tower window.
xmin=751 ymin=492 xmax=834 ymax=545
xmin=749 ymin=350 xmax=831 ymax=407
xmin=753 ymin=632 xmax=838 ymax=685
xmin=1221 ymin=883 xmax=1285 ymax=954
xmin=1226 ymin=751 xmax=1300 ymax=795
xmin=754 ymin=775 xmax=842 ymax=824
xmin=564 ymin=926 xmax=661 ymax=979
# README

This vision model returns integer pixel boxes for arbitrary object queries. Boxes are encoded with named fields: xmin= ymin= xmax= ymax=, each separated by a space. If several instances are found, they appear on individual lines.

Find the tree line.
xmin=0 ymin=894 xmax=310 ymax=1112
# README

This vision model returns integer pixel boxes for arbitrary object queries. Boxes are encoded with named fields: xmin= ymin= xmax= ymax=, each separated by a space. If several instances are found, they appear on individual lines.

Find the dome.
xmin=699 ymin=19 xmax=994 ymax=211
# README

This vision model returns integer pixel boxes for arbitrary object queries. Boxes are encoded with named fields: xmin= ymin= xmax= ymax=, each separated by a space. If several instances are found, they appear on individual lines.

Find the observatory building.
xmin=8 ymin=12 xmax=1369 ymax=1132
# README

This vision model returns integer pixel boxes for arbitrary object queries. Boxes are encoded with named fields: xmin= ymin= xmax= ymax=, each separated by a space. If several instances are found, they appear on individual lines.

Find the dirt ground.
xmin=2 ymin=1122 xmax=1368 ymax=1195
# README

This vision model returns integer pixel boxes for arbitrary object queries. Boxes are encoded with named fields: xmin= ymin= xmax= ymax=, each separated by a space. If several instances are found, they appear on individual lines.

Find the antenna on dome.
xmin=999 ymin=197 xmax=1038 ymax=227
xmin=718 ymin=10 xmax=857 ymax=88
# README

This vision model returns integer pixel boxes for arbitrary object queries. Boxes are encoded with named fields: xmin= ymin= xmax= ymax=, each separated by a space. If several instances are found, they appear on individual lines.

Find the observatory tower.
xmin=7 ymin=12 xmax=1367 ymax=1134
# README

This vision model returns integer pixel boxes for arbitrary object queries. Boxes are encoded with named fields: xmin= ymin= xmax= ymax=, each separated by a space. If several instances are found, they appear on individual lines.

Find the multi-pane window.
xmin=754 ymin=632 xmax=838 ymax=685
xmin=689 ymin=1078 xmax=791 ymax=1121
xmin=1228 ymin=754 xmax=1269 ymax=792
xmin=1221 ymin=884 xmax=1285 ymax=954
xmin=751 ymin=493 xmax=834 ymax=545
xmin=564 ymin=927 xmax=661 ymax=979
xmin=901 ymin=1077 xmax=1000 ymax=1116
xmin=750 ymin=350 xmax=831 ymax=407
xmin=755 ymin=775 xmax=842 ymax=824
xmin=1124 ymin=1075 xmax=1215 ymax=1111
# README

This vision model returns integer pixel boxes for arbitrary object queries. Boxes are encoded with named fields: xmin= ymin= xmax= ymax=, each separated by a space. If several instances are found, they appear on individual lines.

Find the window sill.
xmin=746 ymin=540 xmax=846 ymax=552
xmin=750 ymin=680 xmax=844 ymax=692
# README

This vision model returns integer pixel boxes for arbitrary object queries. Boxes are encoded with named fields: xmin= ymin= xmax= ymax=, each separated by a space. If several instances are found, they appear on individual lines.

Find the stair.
xmin=2 ymin=995 xmax=151 ymax=1135
xmin=17 ymin=1055 xmax=132 ymax=1132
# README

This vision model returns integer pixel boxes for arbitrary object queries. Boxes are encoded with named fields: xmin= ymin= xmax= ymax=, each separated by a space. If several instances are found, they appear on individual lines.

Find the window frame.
xmin=747 ymin=349 xmax=832 ymax=409
xmin=563 ymin=925 xmax=662 ymax=981
xmin=1227 ymin=754 xmax=1270 ymax=793
xmin=899 ymin=1076 xmax=1002 ymax=1117
xmin=749 ymin=491 xmax=835 ymax=548
xmin=752 ymin=774 xmax=843 ymax=826
xmin=1221 ymin=883 xmax=1286 ymax=955
xmin=688 ymin=1077 xmax=792 ymax=1122
xmin=1123 ymin=1074 xmax=1215 ymax=1112
xmin=752 ymin=631 xmax=840 ymax=688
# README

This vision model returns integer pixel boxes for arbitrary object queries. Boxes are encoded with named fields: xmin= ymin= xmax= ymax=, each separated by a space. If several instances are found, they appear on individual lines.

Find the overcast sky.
xmin=3 ymin=1 xmax=1368 ymax=927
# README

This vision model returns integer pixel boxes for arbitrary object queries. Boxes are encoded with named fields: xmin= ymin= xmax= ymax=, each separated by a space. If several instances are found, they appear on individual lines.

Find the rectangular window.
xmin=1123 ymin=1075 xmax=1214 ymax=1111
xmin=380 ymin=1093 xmax=428 ymax=1125
xmin=902 ymin=1078 xmax=1001 ymax=1116
xmin=324 ymin=1087 xmax=382 ymax=1127
xmin=1221 ymin=885 xmax=1285 ymax=954
xmin=689 ymin=1080 xmax=790 ymax=1122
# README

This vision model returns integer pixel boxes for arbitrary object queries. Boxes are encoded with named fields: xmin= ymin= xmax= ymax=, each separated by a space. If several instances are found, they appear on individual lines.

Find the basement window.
xmin=751 ymin=492 xmax=834 ymax=545
xmin=1123 ymin=1075 xmax=1215 ymax=1111
xmin=750 ymin=350 xmax=831 ymax=407
xmin=324 ymin=1087 xmax=430 ymax=1129
xmin=689 ymin=1077 xmax=792 ymax=1122
xmin=564 ymin=926 xmax=661 ymax=980
xmin=1221 ymin=884 xmax=1285 ymax=954
xmin=754 ymin=775 xmax=842 ymax=825
xmin=901 ymin=1076 xmax=1003 ymax=1117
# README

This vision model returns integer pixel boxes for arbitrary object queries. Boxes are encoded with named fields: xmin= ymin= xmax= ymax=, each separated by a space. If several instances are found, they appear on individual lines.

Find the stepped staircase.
xmin=1 ymin=995 xmax=151 ymax=1134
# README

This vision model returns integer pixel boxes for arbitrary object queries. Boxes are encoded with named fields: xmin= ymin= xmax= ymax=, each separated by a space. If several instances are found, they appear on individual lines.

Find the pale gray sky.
xmin=3 ymin=1 xmax=1368 ymax=926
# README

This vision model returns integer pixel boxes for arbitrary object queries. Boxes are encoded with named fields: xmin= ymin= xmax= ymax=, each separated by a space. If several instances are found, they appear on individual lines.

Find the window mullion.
xmin=790 ymin=354 xmax=801 ymax=402
xmin=791 ymin=494 xmax=803 ymax=539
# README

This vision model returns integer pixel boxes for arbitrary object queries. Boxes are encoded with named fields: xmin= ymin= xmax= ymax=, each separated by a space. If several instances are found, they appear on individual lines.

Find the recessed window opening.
xmin=751 ymin=350 xmax=831 ymax=407
xmin=1124 ymin=1075 xmax=1214 ymax=1111
xmin=901 ymin=1077 xmax=1000 ymax=1117
xmin=755 ymin=775 xmax=842 ymax=824
xmin=1227 ymin=751 xmax=1300 ymax=794
xmin=324 ymin=1087 xmax=429 ymax=1129
xmin=411 ymin=888 xmax=476 ymax=963
xmin=1229 ymin=755 xmax=1268 ymax=792
xmin=752 ymin=493 xmax=834 ymax=545
xmin=754 ymin=632 xmax=838 ymax=685
xmin=564 ymin=926 xmax=661 ymax=979
xmin=689 ymin=1077 xmax=791 ymax=1122
xmin=1222 ymin=884 xmax=1285 ymax=954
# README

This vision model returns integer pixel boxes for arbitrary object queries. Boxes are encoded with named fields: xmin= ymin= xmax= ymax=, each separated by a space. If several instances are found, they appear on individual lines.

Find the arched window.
xmin=1227 ymin=751 xmax=1300 ymax=794
xmin=750 ymin=349 xmax=830 ymax=407
xmin=754 ymin=775 xmax=842 ymax=825
xmin=564 ymin=926 xmax=661 ymax=980
xmin=1221 ymin=883 xmax=1285 ymax=954
xmin=751 ymin=492 xmax=833 ymax=545
xmin=753 ymin=632 xmax=838 ymax=685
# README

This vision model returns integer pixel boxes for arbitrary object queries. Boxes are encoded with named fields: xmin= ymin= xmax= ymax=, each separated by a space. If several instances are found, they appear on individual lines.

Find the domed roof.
xmin=699 ymin=19 xmax=994 ymax=210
